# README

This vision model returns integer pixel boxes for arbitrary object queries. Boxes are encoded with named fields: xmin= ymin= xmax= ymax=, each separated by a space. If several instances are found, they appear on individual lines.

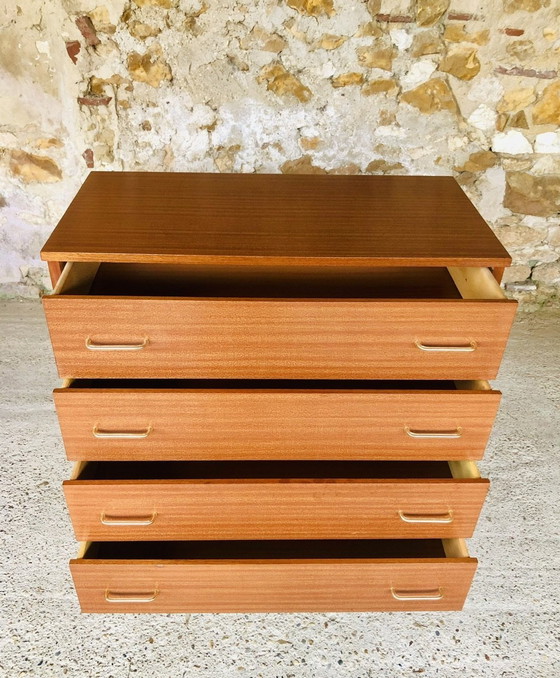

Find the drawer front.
xmin=64 ymin=478 xmax=488 ymax=541
xmin=70 ymin=558 xmax=477 ymax=613
xmin=43 ymin=297 xmax=516 ymax=379
xmin=55 ymin=387 xmax=500 ymax=461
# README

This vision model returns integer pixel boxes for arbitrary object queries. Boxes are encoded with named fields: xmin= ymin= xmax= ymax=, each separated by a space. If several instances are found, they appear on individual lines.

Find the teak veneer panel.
xmin=70 ymin=555 xmax=477 ymax=613
xmin=43 ymin=296 xmax=516 ymax=380
xmin=41 ymin=173 xmax=511 ymax=268
xmin=54 ymin=386 xmax=501 ymax=461
xmin=64 ymin=470 xmax=489 ymax=541
xmin=40 ymin=172 xmax=514 ymax=612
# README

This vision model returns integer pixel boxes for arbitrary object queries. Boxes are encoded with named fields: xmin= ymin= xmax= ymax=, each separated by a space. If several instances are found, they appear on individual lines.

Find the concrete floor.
xmin=1 ymin=300 xmax=559 ymax=678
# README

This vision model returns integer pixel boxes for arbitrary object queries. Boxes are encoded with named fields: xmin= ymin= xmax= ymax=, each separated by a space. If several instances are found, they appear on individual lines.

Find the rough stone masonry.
xmin=0 ymin=0 xmax=559 ymax=305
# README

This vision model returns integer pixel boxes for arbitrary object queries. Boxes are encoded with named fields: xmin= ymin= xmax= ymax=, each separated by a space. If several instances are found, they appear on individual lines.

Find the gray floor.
xmin=1 ymin=300 xmax=558 ymax=678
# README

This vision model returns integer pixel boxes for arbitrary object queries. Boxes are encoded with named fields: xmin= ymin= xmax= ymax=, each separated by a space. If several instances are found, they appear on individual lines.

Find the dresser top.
xmin=41 ymin=172 xmax=510 ymax=267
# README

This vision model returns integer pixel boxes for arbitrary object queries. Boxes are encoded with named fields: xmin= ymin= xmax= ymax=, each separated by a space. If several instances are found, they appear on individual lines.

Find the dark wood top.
xmin=41 ymin=172 xmax=511 ymax=267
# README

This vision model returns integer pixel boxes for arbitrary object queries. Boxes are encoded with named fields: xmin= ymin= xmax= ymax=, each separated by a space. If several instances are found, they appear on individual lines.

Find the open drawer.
xmin=55 ymin=378 xmax=500 ymax=461
xmin=43 ymin=262 xmax=516 ymax=380
xmin=64 ymin=460 xmax=488 ymax=541
xmin=70 ymin=538 xmax=477 ymax=612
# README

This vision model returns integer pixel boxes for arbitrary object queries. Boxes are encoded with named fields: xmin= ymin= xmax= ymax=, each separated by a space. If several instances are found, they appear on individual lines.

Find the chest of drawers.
xmin=41 ymin=172 xmax=515 ymax=613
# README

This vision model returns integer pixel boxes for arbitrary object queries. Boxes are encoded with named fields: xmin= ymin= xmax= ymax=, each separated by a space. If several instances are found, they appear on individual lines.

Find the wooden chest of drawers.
xmin=41 ymin=172 xmax=515 ymax=613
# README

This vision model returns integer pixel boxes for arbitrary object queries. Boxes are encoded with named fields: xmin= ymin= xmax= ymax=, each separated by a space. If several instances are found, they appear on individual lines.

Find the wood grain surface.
xmin=70 ymin=551 xmax=477 ymax=613
xmin=64 ymin=466 xmax=488 ymax=540
xmin=43 ymin=296 xmax=516 ymax=379
xmin=47 ymin=261 xmax=64 ymax=287
xmin=40 ymin=173 xmax=509 ymax=614
xmin=40 ymin=173 xmax=511 ymax=267
xmin=54 ymin=384 xmax=501 ymax=461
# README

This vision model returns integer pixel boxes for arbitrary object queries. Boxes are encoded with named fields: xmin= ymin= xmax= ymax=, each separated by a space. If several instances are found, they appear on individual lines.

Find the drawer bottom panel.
xmin=71 ymin=539 xmax=476 ymax=613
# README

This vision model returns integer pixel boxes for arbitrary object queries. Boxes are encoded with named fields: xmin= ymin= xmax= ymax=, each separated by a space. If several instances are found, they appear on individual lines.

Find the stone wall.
xmin=0 ymin=0 xmax=559 ymax=305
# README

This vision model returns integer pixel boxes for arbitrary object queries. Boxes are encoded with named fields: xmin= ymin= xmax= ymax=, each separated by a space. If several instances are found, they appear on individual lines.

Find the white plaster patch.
xmin=35 ymin=41 xmax=51 ymax=57
xmin=0 ymin=131 xmax=18 ymax=147
xmin=300 ymin=97 xmax=381 ymax=170
xmin=409 ymin=146 xmax=433 ymax=159
xmin=531 ymin=154 xmax=560 ymax=175
xmin=447 ymin=135 xmax=469 ymax=151
xmin=249 ymin=51 xmax=277 ymax=68
xmin=521 ymin=215 xmax=553 ymax=231
xmin=0 ymin=259 xmax=23 ymax=285
xmin=492 ymin=131 xmax=533 ymax=155
xmin=299 ymin=125 xmax=322 ymax=138
xmin=390 ymin=29 xmax=413 ymax=51
xmin=535 ymin=132 xmax=560 ymax=154
xmin=468 ymin=105 xmax=498 ymax=133
xmin=94 ymin=57 xmax=127 ymax=80
xmin=400 ymin=60 xmax=437 ymax=91
xmin=374 ymin=125 xmax=408 ymax=139
xmin=265 ymin=5 xmax=291 ymax=29
xmin=318 ymin=61 xmax=336 ymax=78
xmin=211 ymin=98 xmax=307 ymax=167
xmin=476 ymin=166 xmax=511 ymax=222
xmin=396 ymin=105 xmax=462 ymax=151
xmin=322 ymin=4 xmax=366 ymax=37
xmin=466 ymin=77 xmax=504 ymax=106
xmin=522 ymin=246 xmax=560 ymax=264
xmin=0 ymin=70 xmax=68 ymax=129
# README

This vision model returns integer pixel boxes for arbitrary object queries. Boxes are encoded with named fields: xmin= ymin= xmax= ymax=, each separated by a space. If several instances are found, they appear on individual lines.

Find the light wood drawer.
xmin=43 ymin=263 xmax=516 ymax=380
xmin=70 ymin=538 xmax=477 ymax=613
xmin=55 ymin=379 xmax=500 ymax=461
xmin=64 ymin=460 xmax=488 ymax=541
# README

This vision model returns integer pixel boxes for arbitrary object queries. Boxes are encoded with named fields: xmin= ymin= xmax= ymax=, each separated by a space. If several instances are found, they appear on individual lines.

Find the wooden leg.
xmin=48 ymin=261 xmax=65 ymax=287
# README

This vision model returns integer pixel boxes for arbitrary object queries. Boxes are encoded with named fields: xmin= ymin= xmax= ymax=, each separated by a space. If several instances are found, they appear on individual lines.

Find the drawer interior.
xmin=73 ymin=460 xmax=479 ymax=481
xmin=55 ymin=262 xmax=506 ymax=300
xmin=80 ymin=538 xmax=452 ymax=560
xmin=66 ymin=378 xmax=462 ymax=390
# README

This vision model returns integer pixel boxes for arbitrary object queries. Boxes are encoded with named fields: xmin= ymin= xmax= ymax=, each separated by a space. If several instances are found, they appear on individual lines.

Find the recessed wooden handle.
xmin=93 ymin=425 xmax=152 ymax=439
xmin=105 ymin=589 xmax=158 ymax=603
xmin=100 ymin=512 xmax=157 ymax=526
xmin=404 ymin=426 xmax=463 ymax=439
xmin=85 ymin=337 xmax=149 ymax=351
xmin=398 ymin=510 xmax=454 ymax=524
xmin=415 ymin=339 xmax=477 ymax=352
xmin=391 ymin=587 xmax=443 ymax=601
